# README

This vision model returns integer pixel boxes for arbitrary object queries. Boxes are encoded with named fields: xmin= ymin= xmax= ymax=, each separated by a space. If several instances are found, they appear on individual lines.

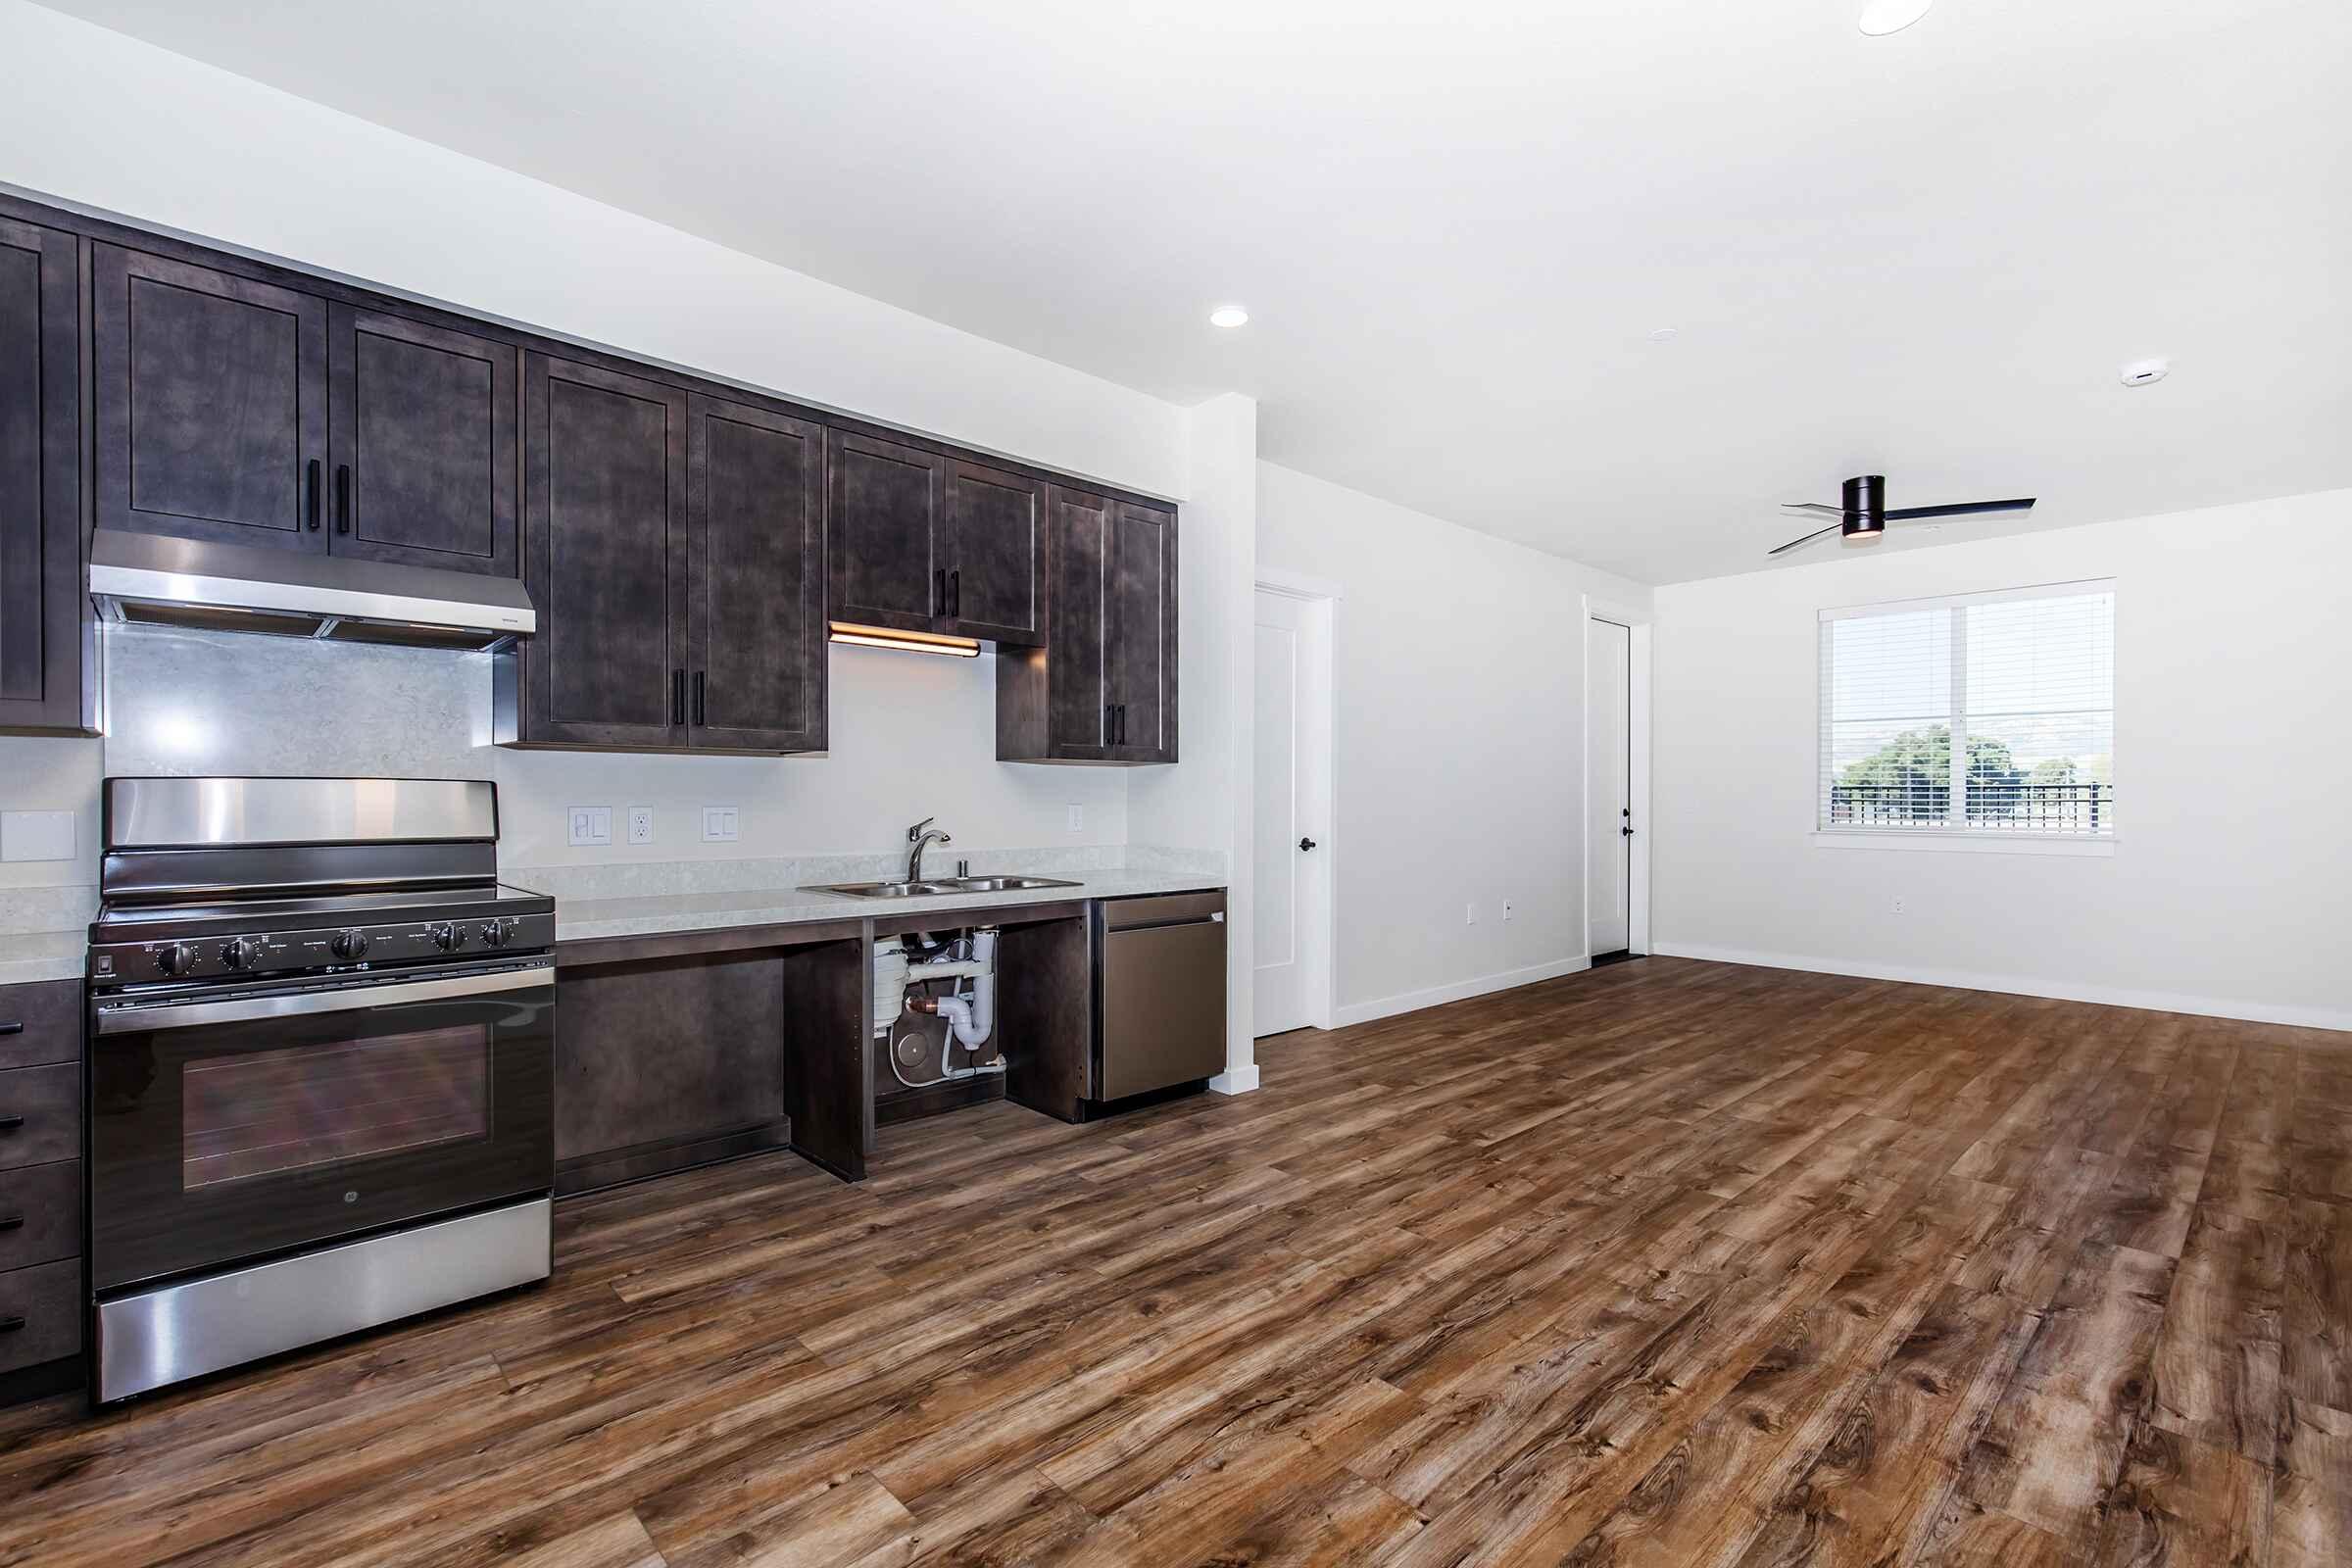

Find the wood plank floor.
xmin=4 ymin=956 xmax=2346 ymax=1566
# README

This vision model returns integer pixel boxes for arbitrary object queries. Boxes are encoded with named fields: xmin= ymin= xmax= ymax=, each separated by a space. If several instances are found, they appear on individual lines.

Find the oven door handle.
xmin=93 ymin=965 xmax=552 ymax=1035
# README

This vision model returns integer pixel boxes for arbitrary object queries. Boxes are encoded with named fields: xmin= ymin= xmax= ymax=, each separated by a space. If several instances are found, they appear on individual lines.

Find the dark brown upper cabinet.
xmin=326 ymin=305 xmax=518 ymax=576
xmin=828 ymin=431 xmax=1044 ymax=648
xmin=828 ymin=430 xmax=940 ymax=633
xmin=498 ymin=365 xmax=827 ymax=755
xmin=1107 ymin=500 xmax=1177 ymax=763
xmin=503 ymin=355 xmax=688 ymax=751
xmin=93 ymin=245 xmax=327 ymax=551
xmin=998 ymin=486 xmax=1176 ymax=764
xmin=686 ymin=395 xmax=827 ymax=753
xmin=0 ymin=216 xmax=91 ymax=734
xmin=94 ymin=247 xmax=519 ymax=575
xmin=943 ymin=458 xmax=1044 ymax=644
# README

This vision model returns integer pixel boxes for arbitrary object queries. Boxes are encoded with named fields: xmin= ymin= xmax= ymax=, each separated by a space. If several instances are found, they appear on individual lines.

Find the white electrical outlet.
xmin=1891 ymin=894 xmax=1909 ymax=914
xmin=1502 ymin=901 xmax=1515 ymax=923
xmin=702 ymin=807 xmax=740 ymax=843
xmin=566 ymin=808 xmax=612 ymax=848
xmin=1466 ymin=903 xmax=1479 ymax=926
xmin=626 ymin=807 xmax=654 ymax=846
xmin=1066 ymin=803 xmax=1085 ymax=833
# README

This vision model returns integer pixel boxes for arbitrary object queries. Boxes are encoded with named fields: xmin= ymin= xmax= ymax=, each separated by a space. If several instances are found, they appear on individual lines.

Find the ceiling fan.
xmin=1769 ymin=475 xmax=2035 ymax=557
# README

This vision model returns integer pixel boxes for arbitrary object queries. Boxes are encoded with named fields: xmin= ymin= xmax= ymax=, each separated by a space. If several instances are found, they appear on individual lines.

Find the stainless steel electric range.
xmin=83 ymin=776 xmax=556 ymax=1403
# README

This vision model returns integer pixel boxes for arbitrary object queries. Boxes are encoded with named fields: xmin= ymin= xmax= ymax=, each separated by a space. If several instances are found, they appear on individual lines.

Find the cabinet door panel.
xmin=521 ymin=356 xmax=686 ymax=748
xmin=0 ymin=216 xmax=84 ymax=731
xmin=1108 ymin=502 xmax=1177 ymax=762
xmin=688 ymin=396 xmax=826 ymax=753
xmin=92 ymin=245 xmax=325 ymax=549
xmin=1046 ymin=486 xmax=1112 ymax=756
xmin=329 ymin=305 xmax=517 ymax=575
xmin=944 ymin=459 xmax=1043 ymax=645
xmin=828 ymin=430 xmax=942 ymax=633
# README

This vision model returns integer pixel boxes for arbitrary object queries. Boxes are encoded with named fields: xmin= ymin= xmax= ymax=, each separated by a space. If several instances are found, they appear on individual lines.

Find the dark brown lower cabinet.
xmin=0 ymin=217 xmax=91 ymax=734
xmin=0 ymin=980 xmax=83 ymax=1407
xmin=997 ymin=486 xmax=1177 ymax=764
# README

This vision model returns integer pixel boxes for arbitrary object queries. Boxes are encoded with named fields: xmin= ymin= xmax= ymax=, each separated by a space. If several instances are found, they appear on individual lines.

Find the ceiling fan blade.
xmin=1780 ymin=502 xmax=1844 ymax=516
xmin=1767 ymin=520 xmax=1844 ymax=556
xmin=1884 ymin=497 xmax=2036 ymax=522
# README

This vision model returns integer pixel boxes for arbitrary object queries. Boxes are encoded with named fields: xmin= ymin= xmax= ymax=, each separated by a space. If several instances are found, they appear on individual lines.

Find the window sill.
xmin=1810 ymin=831 xmax=2117 ymax=858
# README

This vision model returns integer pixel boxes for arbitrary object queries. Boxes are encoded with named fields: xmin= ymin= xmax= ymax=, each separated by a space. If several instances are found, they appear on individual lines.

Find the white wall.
xmin=1651 ymin=487 xmax=2352 ymax=1032
xmin=1129 ymin=395 xmax=1259 ymax=1087
xmin=0 ymin=0 xmax=1205 ymax=921
xmin=1254 ymin=463 xmax=1651 ymax=1025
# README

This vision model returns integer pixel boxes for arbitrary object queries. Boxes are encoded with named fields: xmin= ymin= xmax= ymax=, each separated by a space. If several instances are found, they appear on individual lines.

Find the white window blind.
xmin=1819 ymin=581 xmax=2115 ymax=837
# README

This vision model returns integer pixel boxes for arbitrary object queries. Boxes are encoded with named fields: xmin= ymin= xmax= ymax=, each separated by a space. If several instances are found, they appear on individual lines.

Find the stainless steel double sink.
xmin=802 ymin=874 xmax=1082 ymax=900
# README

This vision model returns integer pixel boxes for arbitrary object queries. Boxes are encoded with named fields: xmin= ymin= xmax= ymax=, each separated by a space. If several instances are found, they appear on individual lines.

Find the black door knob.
xmin=1298 ymin=837 xmax=1317 ymax=852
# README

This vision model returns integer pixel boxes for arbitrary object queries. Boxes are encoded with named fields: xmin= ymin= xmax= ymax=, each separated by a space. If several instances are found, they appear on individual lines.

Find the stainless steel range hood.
xmin=88 ymin=531 xmax=535 ymax=652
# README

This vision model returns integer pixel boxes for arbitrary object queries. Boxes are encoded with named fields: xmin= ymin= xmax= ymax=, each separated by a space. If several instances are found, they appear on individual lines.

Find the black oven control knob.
xmin=220 ymin=935 xmax=266 ymax=970
xmin=330 ymin=929 xmax=370 ymax=961
xmin=479 ymin=920 xmax=511 ymax=949
xmin=154 ymin=942 xmax=198 ymax=976
xmin=429 ymin=921 xmax=467 ymax=953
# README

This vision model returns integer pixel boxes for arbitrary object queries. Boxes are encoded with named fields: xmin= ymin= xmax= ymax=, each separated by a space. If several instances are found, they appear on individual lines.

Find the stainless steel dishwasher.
xmin=1095 ymin=891 xmax=1228 ymax=1103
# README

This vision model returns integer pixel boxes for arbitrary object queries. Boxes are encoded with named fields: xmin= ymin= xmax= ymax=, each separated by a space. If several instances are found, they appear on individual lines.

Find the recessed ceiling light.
xmin=1208 ymin=306 xmax=1250 ymax=329
xmin=2119 ymin=357 xmax=2171 ymax=387
xmin=1858 ymin=0 xmax=1934 ymax=36
xmin=1646 ymin=327 xmax=1680 ymax=344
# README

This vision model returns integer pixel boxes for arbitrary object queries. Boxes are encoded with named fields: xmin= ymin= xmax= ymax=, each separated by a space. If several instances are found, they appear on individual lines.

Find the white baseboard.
xmin=1651 ymin=942 xmax=2352 ymax=1035
xmin=1334 ymin=956 xmax=1592 ymax=1030
xmin=1207 ymin=1064 xmax=1261 ymax=1096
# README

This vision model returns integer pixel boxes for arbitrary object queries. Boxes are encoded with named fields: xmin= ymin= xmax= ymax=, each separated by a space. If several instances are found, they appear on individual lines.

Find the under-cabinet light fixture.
xmin=828 ymin=621 xmax=982 ymax=658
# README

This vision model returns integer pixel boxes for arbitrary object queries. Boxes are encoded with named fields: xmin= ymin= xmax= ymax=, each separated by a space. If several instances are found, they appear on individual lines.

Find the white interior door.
xmin=1252 ymin=589 xmax=1326 ymax=1036
xmin=1588 ymin=617 xmax=1632 ymax=956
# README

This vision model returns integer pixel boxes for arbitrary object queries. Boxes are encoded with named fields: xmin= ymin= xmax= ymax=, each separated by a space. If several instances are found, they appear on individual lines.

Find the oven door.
xmin=88 ymin=959 xmax=554 ymax=1295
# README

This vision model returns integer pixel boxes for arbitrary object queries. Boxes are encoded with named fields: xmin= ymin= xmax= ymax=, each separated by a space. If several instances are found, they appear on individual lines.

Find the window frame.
xmin=1812 ymin=578 xmax=2117 ymax=857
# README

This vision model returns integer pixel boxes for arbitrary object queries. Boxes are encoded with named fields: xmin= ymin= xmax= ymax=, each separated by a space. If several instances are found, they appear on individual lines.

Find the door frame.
xmin=1253 ymin=567 xmax=1342 ymax=1034
xmin=1582 ymin=597 xmax=1652 ymax=958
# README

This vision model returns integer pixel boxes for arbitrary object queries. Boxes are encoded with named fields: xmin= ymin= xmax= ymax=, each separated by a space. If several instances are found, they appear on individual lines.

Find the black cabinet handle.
xmin=1114 ymin=705 xmax=1127 ymax=745
xmin=692 ymin=671 xmax=706 ymax=727
xmin=671 ymin=669 xmax=686 ymax=727
xmin=0 ymin=1317 xmax=24 ymax=1335
xmin=0 ymin=1115 xmax=23 ymax=1133
xmin=949 ymin=569 xmax=960 ymax=619
xmin=0 ymin=1021 xmax=21 ymax=1035
xmin=335 ymin=464 xmax=352 ymax=534
xmin=1299 ymin=837 xmax=1318 ymax=852
xmin=934 ymin=568 xmax=946 ymax=617
xmin=305 ymin=459 xmax=320 ymax=530
xmin=1105 ymin=704 xmax=1114 ymax=744
xmin=0 ymin=1215 xmax=21 ymax=1232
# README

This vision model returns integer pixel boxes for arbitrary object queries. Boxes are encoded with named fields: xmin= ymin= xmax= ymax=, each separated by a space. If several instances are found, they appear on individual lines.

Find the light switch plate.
xmin=626 ymin=807 xmax=654 ymax=846
xmin=567 ymin=808 xmax=612 ymax=848
xmin=702 ymin=807 xmax=740 ymax=843
xmin=0 ymin=809 xmax=75 ymax=862
xmin=1066 ymin=804 xmax=1084 ymax=832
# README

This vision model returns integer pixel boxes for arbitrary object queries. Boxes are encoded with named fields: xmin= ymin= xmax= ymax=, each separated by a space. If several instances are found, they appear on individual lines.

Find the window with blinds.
xmin=1819 ymin=581 xmax=2115 ymax=837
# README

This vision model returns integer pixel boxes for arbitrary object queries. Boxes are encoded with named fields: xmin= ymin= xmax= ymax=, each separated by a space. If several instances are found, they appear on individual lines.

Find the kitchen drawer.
xmin=0 ymin=1064 xmax=78 ymax=1171
xmin=0 ymin=1161 xmax=78 ymax=1271
xmin=0 ymin=979 xmax=79 ymax=1071
xmin=0 ymin=1257 xmax=81 ymax=1373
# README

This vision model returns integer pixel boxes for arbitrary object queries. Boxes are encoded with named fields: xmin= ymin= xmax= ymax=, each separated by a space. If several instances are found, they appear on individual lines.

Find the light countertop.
xmin=0 ymin=929 xmax=87 ymax=986
xmin=0 ymin=874 xmax=1227 ymax=980
xmin=550 ymin=871 xmax=1225 ymax=945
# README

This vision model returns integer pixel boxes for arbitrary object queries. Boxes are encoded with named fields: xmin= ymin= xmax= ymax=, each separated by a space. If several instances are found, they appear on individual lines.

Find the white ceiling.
xmin=38 ymin=0 xmax=2352 ymax=583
